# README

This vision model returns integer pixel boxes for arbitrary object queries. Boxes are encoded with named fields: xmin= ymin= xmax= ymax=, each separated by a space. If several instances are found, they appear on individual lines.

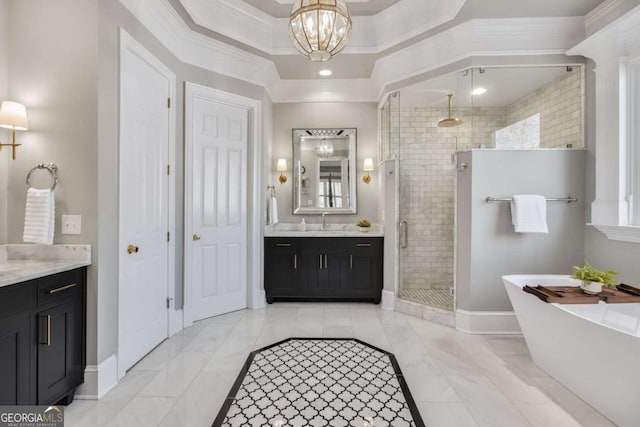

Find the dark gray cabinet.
xmin=0 ymin=267 xmax=86 ymax=405
xmin=265 ymin=237 xmax=382 ymax=303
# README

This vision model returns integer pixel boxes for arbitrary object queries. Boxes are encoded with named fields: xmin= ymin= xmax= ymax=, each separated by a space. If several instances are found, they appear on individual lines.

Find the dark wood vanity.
xmin=0 ymin=267 xmax=87 ymax=405
xmin=265 ymin=237 xmax=383 ymax=303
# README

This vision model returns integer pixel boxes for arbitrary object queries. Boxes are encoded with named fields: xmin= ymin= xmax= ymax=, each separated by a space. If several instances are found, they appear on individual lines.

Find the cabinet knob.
xmin=193 ymin=234 xmax=201 ymax=241
xmin=127 ymin=245 xmax=139 ymax=254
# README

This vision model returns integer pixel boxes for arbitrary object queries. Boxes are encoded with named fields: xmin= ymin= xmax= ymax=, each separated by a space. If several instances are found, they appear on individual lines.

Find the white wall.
xmin=0 ymin=0 xmax=9 ymax=243
xmin=582 ymin=57 xmax=640 ymax=283
xmin=272 ymin=102 xmax=379 ymax=225
xmin=456 ymin=149 xmax=586 ymax=312
xmin=6 ymin=0 xmax=100 ymax=366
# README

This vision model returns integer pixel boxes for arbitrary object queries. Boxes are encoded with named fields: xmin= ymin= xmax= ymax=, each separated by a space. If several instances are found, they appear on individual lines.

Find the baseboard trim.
xmin=75 ymin=354 xmax=118 ymax=400
xmin=381 ymin=290 xmax=395 ymax=310
xmin=169 ymin=308 xmax=184 ymax=336
xmin=251 ymin=288 xmax=267 ymax=309
xmin=455 ymin=309 xmax=522 ymax=334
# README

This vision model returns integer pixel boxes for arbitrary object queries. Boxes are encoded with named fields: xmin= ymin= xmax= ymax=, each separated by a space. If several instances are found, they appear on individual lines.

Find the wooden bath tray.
xmin=523 ymin=283 xmax=640 ymax=304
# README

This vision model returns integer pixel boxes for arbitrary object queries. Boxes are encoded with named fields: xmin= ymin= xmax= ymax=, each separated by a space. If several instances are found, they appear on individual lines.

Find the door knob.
xmin=193 ymin=234 xmax=201 ymax=241
xmin=127 ymin=244 xmax=139 ymax=254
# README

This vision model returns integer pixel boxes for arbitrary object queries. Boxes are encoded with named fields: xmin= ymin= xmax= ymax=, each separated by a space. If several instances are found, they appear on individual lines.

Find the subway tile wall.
xmin=397 ymin=108 xmax=505 ymax=290
xmin=506 ymin=69 xmax=583 ymax=149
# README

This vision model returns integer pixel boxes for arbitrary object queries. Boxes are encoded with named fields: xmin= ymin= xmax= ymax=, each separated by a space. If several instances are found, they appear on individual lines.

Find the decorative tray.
xmin=523 ymin=283 xmax=640 ymax=304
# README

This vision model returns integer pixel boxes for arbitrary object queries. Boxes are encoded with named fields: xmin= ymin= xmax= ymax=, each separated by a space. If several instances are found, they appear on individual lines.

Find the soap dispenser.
xmin=300 ymin=218 xmax=306 ymax=232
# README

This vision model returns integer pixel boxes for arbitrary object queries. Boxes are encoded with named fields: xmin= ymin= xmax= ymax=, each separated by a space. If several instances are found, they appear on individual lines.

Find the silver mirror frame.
xmin=292 ymin=128 xmax=357 ymax=215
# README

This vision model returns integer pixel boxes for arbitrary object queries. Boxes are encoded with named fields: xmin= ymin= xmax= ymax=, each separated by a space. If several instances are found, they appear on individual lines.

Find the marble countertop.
xmin=264 ymin=223 xmax=384 ymax=237
xmin=0 ymin=244 xmax=91 ymax=288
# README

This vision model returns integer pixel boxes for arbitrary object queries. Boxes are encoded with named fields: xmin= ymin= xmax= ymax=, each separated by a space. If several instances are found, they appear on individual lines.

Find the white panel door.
xmin=119 ymin=35 xmax=171 ymax=375
xmin=190 ymin=95 xmax=248 ymax=321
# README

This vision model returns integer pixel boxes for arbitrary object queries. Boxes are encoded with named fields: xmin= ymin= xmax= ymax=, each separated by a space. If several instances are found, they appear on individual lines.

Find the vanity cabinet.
xmin=0 ymin=268 xmax=86 ymax=405
xmin=265 ymin=237 xmax=382 ymax=303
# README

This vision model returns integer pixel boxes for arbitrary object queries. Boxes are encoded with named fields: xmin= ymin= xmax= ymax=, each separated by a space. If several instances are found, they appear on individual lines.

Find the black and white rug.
xmin=213 ymin=338 xmax=424 ymax=427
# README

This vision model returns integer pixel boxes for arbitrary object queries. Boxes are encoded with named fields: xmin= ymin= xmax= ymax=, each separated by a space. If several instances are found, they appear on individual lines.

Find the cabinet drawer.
xmin=0 ymin=283 xmax=35 ymax=320
xmin=37 ymin=269 xmax=83 ymax=307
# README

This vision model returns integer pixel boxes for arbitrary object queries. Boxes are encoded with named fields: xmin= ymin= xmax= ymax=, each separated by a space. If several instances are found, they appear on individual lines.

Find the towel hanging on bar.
xmin=510 ymin=194 xmax=548 ymax=233
xmin=23 ymin=187 xmax=55 ymax=244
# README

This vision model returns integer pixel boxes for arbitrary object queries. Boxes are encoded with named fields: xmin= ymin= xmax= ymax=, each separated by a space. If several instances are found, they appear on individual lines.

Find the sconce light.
xmin=0 ymin=101 xmax=29 ymax=160
xmin=277 ymin=158 xmax=287 ymax=184
xmin=363 ymin=158 xmax=374 ymax=184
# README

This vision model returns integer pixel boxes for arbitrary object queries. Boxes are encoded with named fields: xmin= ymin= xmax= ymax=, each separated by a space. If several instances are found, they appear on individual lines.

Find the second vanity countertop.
xmin=265 ymin=223 xmax=384 ymax=237
xmin=0 ymin=244 xmax=91 ymax=289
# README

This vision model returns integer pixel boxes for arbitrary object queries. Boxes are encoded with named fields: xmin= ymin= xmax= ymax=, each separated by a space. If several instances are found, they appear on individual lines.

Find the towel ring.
xmin=26 ymin=163 xmax=58 ymax=190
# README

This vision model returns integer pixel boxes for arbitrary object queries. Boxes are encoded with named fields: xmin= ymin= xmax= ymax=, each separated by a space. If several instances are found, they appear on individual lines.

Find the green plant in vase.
xmin=571 ymin=261 xmax=618 ymax=294
xmin=356 ymin=219 xmax=371 ymax=232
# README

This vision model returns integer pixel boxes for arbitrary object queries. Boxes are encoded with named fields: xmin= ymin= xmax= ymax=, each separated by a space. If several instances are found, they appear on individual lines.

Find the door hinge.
xmin=167 ymin=164 xmax=170 ymax=175
xmin=167 ymin=97 xmax=171 ymax=109
xmin=449 ymin=287 xmax=455 ymax=297
xmin=167 ymin=231 xmax=170 ymax=242
xmin=166 ymin=297 xmax=173 ymax=309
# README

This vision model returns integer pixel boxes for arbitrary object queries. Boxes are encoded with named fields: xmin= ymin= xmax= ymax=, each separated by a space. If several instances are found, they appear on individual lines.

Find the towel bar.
xmin=485 ymin=196 xmax=577 ymax=203
xmin=26 ymin=163 xmax=58 ymax=190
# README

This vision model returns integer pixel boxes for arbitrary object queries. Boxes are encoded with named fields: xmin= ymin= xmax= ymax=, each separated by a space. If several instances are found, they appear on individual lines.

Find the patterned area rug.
xmin=213 ymin=338 xmax=424 ymax=427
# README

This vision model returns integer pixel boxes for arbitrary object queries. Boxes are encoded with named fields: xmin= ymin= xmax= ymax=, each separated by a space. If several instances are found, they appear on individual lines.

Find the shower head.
xmin=437 ymin=94 xmax=463 ymax=128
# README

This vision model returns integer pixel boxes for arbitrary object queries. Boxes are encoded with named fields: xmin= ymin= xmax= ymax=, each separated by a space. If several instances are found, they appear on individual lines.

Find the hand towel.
xmin=23 ymin=188 xmax=55 ymax=244
xmin=267 ymin=195 xmax=279 ymax=225
xmin=510 ymin=194 xmax=548 ymax=233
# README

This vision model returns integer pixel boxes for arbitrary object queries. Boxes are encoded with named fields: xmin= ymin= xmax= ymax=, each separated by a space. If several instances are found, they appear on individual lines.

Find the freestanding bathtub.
xmin=503 ymin=275 xmax=640 ymax=427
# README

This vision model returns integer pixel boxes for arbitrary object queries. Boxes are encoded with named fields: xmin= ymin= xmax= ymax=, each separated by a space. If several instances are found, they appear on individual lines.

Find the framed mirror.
xmin=293 ymin=128 xmax=357 ymax=214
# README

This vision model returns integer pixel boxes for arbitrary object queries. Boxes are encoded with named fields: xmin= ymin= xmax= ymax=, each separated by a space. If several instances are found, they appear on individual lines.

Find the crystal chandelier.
xmin=288 ymin=0 xmax=352 ymax=62
xmin=316 ymin=139 xmax=334 ymax=158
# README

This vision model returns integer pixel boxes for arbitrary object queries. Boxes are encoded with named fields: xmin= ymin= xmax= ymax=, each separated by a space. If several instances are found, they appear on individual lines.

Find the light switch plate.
xmin=62 ymin=215 xmax=82 ymax=234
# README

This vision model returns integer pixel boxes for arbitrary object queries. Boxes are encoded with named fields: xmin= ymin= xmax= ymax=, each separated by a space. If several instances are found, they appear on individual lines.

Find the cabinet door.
xmin=298 ymin=247 xmax=324 ymax=297
xmin=37 ymin=299 xmax=83 ymax=404
xmin=347 ymin=239 xmax=383 ymax=301
xmin=321 ymin=242 xmax=350 ymax=297
xmin=0 ymin=313 xmax=33 ymax=405
xmin=265 ymin=240 xmax=299 ymax=300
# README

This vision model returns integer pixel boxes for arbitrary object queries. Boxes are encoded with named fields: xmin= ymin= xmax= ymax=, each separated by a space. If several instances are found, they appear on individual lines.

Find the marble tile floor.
xmin=65 ymin=303 xmax=616 ymax=427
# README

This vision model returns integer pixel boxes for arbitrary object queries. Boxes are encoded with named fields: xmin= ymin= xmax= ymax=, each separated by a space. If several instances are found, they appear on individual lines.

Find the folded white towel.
xmin=510 ymin=194 xmax=548 ymax=233
xmin=267 ymin=195 xmax=279 ymax=225
xmin=23 ymin=188 xmax=55 ymax=244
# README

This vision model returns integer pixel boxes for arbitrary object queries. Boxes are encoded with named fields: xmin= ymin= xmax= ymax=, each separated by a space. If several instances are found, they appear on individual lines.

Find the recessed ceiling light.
xmin=471 ymin=87 xmax=487 ymax=95
xmin=319 ymin=69 xmax=332 ymax=77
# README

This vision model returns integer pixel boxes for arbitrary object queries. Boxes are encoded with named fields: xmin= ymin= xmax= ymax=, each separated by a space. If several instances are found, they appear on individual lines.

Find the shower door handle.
xmin=400 ymin=221 xmax=408 ymax=249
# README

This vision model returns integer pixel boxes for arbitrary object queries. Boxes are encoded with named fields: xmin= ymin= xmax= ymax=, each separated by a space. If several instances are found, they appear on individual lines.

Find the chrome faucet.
xmin=322 ymin=212 xmax=329 ymax=230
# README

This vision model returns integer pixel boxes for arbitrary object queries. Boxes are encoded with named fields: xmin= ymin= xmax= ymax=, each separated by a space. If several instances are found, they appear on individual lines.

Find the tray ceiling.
xmin=241 ymin=0 xmax=402 ymax=18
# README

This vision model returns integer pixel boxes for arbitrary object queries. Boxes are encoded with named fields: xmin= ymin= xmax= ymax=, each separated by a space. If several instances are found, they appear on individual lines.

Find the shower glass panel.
xmin=397 ymin=70 xmax=473 ymax=311
xmin=379 ymin=92 xmax=401 ymax=161
xmin=393 ymin=65 xmax=584 ymax=312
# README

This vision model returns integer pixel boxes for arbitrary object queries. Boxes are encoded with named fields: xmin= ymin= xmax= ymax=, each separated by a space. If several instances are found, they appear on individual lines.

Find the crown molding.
xmin=372 ymin=0 xmax=465 ymax=53
xmin=568 ymin=5 xmax=640 ymax=61
xmin=120 ymin=0 xmax=588 ymax=103
xmin=178 ymin=0 xmax=466 ymax=55
xmin=585 ymin=0 xmax=628 ymax=35
xmin=372 ymin=17 xmax=584 ymax=93
xmin=120 ymin=0 xmax=280 ymax=93
xmin=180 ymin=0 xmax=276 ymax=54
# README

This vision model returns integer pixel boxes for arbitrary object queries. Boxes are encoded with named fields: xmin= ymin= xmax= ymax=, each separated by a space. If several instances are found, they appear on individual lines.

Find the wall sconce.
xmin=277 ymin=158 xmax=287 ymax=184
xmin=363 ymin=158 xmax=374 ymax=183
xmin=0 ymin=101 xmax=29 ymax=160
